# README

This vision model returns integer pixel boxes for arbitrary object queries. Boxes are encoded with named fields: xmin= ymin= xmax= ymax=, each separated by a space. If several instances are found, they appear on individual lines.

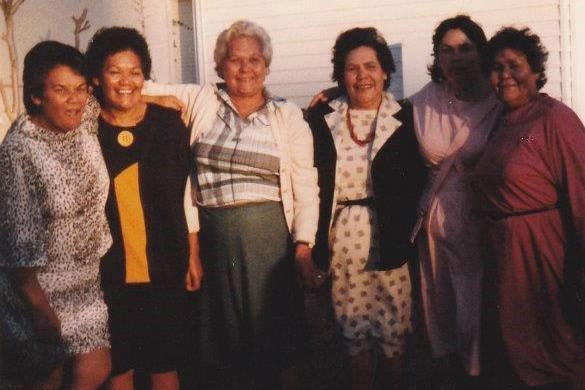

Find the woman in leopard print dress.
xmin=0 ymin=41 xmax=111 ymax=389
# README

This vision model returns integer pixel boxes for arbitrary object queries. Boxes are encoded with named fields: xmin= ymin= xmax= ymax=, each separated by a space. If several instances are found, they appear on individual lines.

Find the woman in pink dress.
xmin=409 ymin=15 xmax=500 ymax=383
xmin=474 ymin=27 xmax=585 ymax=389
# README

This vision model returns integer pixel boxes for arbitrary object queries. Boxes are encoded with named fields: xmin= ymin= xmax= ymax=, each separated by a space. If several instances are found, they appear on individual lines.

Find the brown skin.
xmin=438 ymin=29 xmax=481 ymax=88
xmin=343 ymin=46 xmax=388 ymax=110
xmin=221 ymin=36 xmax=268 ymax=118
xmin=341 ymin=49 xmax=404 ymax=390
xmin=295 ymin=243 xmax=326 ymax=289
xmin=185 ymin=232 xmax=203 ymax=292
xmin=9 ymin=268 xmax=61 ymax=341
xmin=97 ymin=49 xmax=204 ymax=292
xmin=30 ymin=65 xmax=88 ymax=133
xmin=15 ymin=64 xmax=112 ymax=390
xmin=95 ymin=49 xmax=147 ymax=126
xmin=98 ymin=49 xmax=200 ymax=390
xmin=438 ymin=28 xmax=492 ymax=101
xmin=489 ymin=47 xmax=539 ymax=109
xmin=218 ymin=36 xmax=326 ymax=289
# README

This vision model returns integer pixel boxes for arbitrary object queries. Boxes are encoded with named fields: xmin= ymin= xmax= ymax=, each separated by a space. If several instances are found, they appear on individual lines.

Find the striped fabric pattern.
xmin=193 ymin=89 xmax=282 ymax=206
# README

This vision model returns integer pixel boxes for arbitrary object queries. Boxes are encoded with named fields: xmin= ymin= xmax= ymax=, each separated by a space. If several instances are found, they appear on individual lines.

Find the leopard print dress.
xmin=0 ymin=99 xmax=112 ymax=355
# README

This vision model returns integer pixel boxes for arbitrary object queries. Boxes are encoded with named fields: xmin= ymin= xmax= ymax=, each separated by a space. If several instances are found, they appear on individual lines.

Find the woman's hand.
xmin=308 ymin=87 xmax=341 ymax=108
xmin=9 ymin=268 xmax=62 ymax=341
xmin=185 ymin=255 xmax=204 ymax=292
xmin=32 ymin=305 xmax=62 ymax=342
xmin=185 ymin=232 xmax=204 ymax=291
xmin=142 ymin=94 xmax=185 ymax=112
xmin=294 ymin=243 xmax=327 ymax=290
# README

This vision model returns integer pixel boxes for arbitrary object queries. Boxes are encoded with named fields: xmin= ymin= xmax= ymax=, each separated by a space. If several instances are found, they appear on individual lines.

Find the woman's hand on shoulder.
xmin=308 ymin=86 xmax=341 ymax=108
xmin=294 ymin=243 xmax=327 ymax=290
xmin=142 ymin=94 xmax=185 ymax=112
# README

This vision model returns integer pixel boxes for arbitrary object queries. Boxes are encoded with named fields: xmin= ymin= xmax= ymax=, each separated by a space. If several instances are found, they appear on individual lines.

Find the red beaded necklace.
xmin=345 ymin=105 xmax=379 ymax=147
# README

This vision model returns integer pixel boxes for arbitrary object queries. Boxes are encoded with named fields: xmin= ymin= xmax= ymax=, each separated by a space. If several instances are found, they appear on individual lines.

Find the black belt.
xmin=485 ymin=205 xmax=558 ymax=221
xmin=338 ymin=197 xmax=374 ymax=207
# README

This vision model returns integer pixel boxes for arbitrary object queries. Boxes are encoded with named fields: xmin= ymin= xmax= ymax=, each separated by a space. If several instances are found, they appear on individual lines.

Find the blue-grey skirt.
xmin=195 ymin=201 xmax=308 ymax=372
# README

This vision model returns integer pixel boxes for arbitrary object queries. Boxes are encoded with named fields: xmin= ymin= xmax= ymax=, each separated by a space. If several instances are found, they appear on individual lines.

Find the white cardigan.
xmin=144 ymin=81 xmax=319 ymax=245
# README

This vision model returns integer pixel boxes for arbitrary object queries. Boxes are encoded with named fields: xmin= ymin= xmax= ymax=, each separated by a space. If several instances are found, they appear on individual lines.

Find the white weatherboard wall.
xmin=568 ymin=0 xmax=585 ymax=120
xmin=192 ymin=0 xmax=584 ymax=118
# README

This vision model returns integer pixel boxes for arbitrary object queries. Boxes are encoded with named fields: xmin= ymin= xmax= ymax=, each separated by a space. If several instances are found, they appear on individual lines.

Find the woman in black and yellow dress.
xmin=85 ymin=27 xmax=202 ymax=390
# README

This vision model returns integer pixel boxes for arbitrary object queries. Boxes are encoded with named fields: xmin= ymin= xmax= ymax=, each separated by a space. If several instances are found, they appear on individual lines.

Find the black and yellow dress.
xmin=98 ymin=104 xmax=190 ymax=375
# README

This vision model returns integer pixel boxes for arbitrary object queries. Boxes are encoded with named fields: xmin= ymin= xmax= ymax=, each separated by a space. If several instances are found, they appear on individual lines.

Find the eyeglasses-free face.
xmin=96 ymin=49 xmax=145 ymax=112
xmin=221 ymin=36 xmax=268 ymax=101
xmin=489 ymin=47 xmax=539 ymax=109
xmin=31 ymin=65 xmax=89 ymax=133
xmin=343 ymin=46 xmax=388 ymax=110
xmin=438 ymin=28 xmax=482 ymax=85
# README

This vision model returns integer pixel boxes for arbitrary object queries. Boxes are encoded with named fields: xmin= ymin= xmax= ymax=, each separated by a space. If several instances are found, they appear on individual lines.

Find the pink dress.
xmin=473 ymin=94 xmax=585 ymax=388
xmin=410 ymin=82 xmax=500 ymax=375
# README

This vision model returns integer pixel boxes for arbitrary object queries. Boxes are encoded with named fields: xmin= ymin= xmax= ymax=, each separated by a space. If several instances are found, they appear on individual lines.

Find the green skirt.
xmin=196 ymin=201 xmax=308 ymax=372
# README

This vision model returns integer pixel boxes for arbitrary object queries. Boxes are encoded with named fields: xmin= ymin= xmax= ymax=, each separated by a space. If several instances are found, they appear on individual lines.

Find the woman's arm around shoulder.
xmin=142 ymin=81 xmax=215 ymax=130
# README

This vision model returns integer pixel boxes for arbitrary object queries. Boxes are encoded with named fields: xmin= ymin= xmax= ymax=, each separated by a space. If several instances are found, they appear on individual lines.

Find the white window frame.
xmin=191 ymin=0 xmax=206 ymax=84
xmin=567 ymin=0 xmax=585 ymax=120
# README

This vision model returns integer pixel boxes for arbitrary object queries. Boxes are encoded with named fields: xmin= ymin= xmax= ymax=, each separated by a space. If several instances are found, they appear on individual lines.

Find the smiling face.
xmin=221 ymin=36 xmax=267 ymax=101
xmin=343 ymin=46 xmax=387 ymax=109
xmin=95 ymin=49 xmax=145 ymax=111
xmin=489 ymin=47 xmax=539 ymax=109
xmin=438 ymin=28 xmax=482 ymax=85
xmin=31 ymin=65 xmax=88 ymax=133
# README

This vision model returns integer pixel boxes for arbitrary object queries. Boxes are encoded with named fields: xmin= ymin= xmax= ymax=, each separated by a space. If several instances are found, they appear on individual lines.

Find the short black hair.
xmin=85 ymin=26 xmax=151 ymax=101
xmin=22 ymin=41 xmax=86 ymax=115
xmin=331 ymin=27 xmax=395 ymax=94
xmin=486 ymin=27 xmax=548 ymax=90
xmin=428 ymin=15 xmax=488 ymax=83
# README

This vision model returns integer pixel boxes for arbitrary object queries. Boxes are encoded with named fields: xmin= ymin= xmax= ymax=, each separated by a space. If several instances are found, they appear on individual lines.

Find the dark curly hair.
xmin=428 ymin=15 xmax=488 ymax=83
xmin=486 ymin=27 xmax=548 ymax=90
xmin=331 ymin=27 xmax=395 ymax=94
xmin=23 ymin=41 xmax=87 ymax=116
xmin=85 ymin=27 xmax=151 ymax=102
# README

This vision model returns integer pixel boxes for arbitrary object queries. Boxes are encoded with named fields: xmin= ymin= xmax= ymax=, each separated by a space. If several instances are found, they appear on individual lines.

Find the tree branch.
xmin=0 ymin=82 xmax=16 ymax=122
xmin=11 ymin=0 xmax=25 ymax=16
xmin=0 ymin=1 xmax=8 ymax=18
xmin=72 ymin=8 xmax=90 ymax=49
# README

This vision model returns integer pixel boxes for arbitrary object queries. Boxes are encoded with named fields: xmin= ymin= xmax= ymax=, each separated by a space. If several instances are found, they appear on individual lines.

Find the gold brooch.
xmin=117 ymin=130 xmax=134 ymax=147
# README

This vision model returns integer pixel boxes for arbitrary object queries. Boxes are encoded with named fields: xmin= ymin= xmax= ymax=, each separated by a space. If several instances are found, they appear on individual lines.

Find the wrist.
xmin=188 ymin=258 xmax=202 ymax=269
xmin=295 ymin=240 xmax=314 ymax=249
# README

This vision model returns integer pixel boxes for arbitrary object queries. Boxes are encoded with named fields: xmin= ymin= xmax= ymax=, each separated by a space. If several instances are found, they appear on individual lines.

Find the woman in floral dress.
xmin=0 ymin=41 xmax=111 ymax=390
xmin=306 ymin=27 xmax=425 ymax=390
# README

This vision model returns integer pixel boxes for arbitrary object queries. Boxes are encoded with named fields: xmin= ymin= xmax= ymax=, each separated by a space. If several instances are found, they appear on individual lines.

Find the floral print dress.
xmin=329 ymin=104 xmax=412 ymax=358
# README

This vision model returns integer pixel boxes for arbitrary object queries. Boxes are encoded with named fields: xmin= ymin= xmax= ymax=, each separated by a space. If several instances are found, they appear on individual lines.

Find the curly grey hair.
xmin=214 ymin=20 xmax=273 ymax=78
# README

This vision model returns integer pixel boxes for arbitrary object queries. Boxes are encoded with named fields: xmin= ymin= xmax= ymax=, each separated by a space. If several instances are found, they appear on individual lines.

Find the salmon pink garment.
xmin=473 ymin=94 xmax=585 ymax=387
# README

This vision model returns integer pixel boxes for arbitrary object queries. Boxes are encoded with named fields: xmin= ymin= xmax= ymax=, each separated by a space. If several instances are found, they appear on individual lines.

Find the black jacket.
xmin=98 ymin=105 xmax=191 ymax=291
xmin=306 ymin=99 xmax=426 ymax=270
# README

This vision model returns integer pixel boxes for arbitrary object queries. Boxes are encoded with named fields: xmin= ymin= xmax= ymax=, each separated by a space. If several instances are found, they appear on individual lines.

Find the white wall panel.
xmin=193 ymin=0 xmax=568 ymax=108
